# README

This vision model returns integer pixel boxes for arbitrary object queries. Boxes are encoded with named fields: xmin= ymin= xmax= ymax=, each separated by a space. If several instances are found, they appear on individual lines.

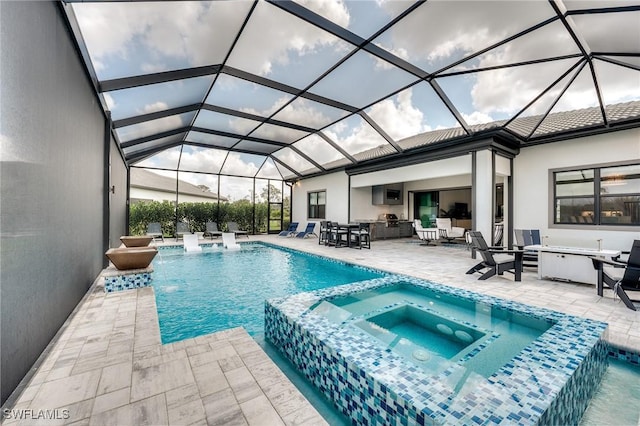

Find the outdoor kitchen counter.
xmin=370 ymin=220 xmax=414 ymax=240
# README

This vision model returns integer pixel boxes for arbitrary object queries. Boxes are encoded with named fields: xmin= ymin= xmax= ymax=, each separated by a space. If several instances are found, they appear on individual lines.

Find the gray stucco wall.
xmin=1 ymin=1 xmax=110 ymax=403
xmin=110 ymin=142 xmax=129 ymax=247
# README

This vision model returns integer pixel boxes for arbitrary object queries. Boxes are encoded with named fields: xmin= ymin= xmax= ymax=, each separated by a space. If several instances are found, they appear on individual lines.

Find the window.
xmin=554 ymin=163 xmax=640 ymax=226
xmin=308 ymin=190 xmax=326 ymax=219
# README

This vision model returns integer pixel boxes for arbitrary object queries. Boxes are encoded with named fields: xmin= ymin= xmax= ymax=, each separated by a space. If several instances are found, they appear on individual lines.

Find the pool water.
xmin=581 ymin=358 xmax=640 ymax=425
xmin=151 ymin=242 xmax=386 ymax=343
xmin=323 ymin=284 xmax=551 ymax=379
xmin=150 ymin=243 xmax=640 ymax=425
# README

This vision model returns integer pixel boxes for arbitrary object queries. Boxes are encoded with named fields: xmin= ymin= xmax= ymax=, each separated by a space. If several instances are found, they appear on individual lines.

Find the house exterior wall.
xmin=293 ymin=130 xmax=638 ymax=251
xmin=514 ymin=128 xmax=640 ymax=250
xmin=0 ymin=1 xmax=108 ymax=403
xmin=130 ymin=187 xmax=220 ymax=204
xmin=292 ymin=172 xmax=349 ymax=224
xmin=350 ymin=186 xmax=405 ymax=221
xmin=350 ymin=155 xmax=471 ymax=188
xmin=293 ymin=157 xmax=476 ymax=225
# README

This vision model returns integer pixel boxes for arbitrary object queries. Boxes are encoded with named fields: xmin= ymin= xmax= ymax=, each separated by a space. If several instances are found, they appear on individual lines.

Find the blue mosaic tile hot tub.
xmin=265 ymin=276 xmax=609 ymax=425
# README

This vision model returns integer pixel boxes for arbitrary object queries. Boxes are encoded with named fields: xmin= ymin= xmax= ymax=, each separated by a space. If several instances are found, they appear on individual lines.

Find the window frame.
xmin=550 ymin=160 xmax=640 ymax=229
xmin=307 ymin=189 xmax=326 ymax=219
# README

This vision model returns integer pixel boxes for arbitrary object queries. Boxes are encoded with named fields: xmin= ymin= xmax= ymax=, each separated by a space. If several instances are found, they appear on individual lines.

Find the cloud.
xmin=468 ymin=23 xmax=580 ymax=116
xmin=141 ymin=62 xmax=168 ymax=74
xmin=273 ymin=148 xmax=315 ymax=174
xmin=292 ymin=0 xmax=350 ymax=28
xmin=381 ymin=2 xmax=600 ymax=118
xmin=73 ymin=3 xmax=139 ymax=59
xmin=140 ymin=102 xmax=169 ymax=115
xmin=269 ymin=98 xmax=335 ymax=128
xmin=324 ymin=116 xmax=389 ymax=155
xmin=462 ymin=111 xmax=494 ymax=125
xmin=74 ymin=2 xmax=252 ymax=74
xmin=367 ymin=89 xmax=430 ymax=140
xmin=178 ymin=146 xmax=227 ymax=173
xmin=118 ymin=112 xmax=184 ymax=142
xmin=226 ymin=152 xmax=263 ymax=177
xmin=134 ymin=147 xmax=181 ymax=169
xmin=293 ymin=134 xmax=344 ymax=165
xmin=594 ymin=61 xmax=640 ymax=105
xmin=239 ymin=96 xmax=290 ymax=118
xmin=384 ymin=1 xmax=544 ymax=65
xmin=256 ymin=158 xmax=283 ymax=180
xmin=225 ymin=1 xmax=351 ymax=80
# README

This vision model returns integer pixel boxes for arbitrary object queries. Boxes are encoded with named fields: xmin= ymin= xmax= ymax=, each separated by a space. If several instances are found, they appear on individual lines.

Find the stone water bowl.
xmin=120 ymin=235 xmax=154 ymax=247
xmin=106 ymin=247 xmax=158 ymax=270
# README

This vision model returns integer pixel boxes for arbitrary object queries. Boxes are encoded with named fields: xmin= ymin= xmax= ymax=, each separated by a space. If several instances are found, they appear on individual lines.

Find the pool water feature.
xmin=266 ymin=276 xmax=609 ymax=425
xmin=152 ymin=242 xmax=385 ymax=343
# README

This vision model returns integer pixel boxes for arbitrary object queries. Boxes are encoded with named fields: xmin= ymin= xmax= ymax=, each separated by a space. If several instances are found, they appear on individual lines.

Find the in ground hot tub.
xmin=266 ymin=276 xmax=608 ymax=425
xmin=353 ymin=304 xmax=492 ymax=367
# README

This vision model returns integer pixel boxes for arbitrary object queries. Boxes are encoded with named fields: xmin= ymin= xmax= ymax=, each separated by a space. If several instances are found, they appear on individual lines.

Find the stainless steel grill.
xmin=378 ymin=213 xmax=399 ymax=227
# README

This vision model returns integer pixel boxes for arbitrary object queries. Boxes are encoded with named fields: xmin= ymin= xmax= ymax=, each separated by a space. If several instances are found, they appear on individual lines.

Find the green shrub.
xmin=177 ymin=202 xmax=217 ymax=232
xmin=129 ymin=200 xmax=175 ymax=236
xmin=128 ymin=200 xmax=279 ymax=236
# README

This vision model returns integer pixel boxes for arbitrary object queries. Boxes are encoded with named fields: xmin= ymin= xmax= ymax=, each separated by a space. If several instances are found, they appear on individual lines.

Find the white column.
xmin=474 ymin=150 xmax=494 ymax=242
xmin=495 ymin=154 xmax=512 ymax=247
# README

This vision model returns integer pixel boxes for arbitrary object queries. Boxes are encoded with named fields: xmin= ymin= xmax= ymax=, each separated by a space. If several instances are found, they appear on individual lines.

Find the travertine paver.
xmin=2 ymin=276 xmax=327 ymax=425
xmin=3 ymin=235 xmax=638 ymax=426
xmin=263 ymin=235 xmax=640 ymax=353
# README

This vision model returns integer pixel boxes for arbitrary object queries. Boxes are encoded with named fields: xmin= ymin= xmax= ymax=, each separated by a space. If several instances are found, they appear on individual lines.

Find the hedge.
xmin=129 ymin=200 xmax=287 ymax=237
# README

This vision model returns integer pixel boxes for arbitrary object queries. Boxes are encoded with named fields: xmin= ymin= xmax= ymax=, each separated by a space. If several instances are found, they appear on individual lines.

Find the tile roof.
xmin=397 ymin=100 xmax=640 ymax=151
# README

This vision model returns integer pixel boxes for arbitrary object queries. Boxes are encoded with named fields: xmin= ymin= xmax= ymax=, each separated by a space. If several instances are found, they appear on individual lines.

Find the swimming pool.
xmin=151 ymin=242 xmax=386 ymax=343
xmin=266 ymin=276 xmax=610 ymax=425
xmin=150 ymin=242 xmax=640 ymax=425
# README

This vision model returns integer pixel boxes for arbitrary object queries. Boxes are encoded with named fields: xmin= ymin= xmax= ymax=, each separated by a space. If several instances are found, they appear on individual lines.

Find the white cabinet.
xmin=372 ymin=184 xmax=403 ymax=205
xmin=526 ymin=245 xmax=621 ymax=285
xmin=539 ymin=252 xmax=598 ymax=285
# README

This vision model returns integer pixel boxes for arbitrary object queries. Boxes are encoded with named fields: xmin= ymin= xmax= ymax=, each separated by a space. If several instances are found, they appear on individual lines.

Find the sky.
xmin=71 ymin=0 xmax=640 ymax=197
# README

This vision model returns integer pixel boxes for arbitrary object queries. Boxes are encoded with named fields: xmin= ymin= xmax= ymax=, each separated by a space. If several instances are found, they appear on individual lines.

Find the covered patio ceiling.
xmin=62 ymin=0 xmax=640 ymax=181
